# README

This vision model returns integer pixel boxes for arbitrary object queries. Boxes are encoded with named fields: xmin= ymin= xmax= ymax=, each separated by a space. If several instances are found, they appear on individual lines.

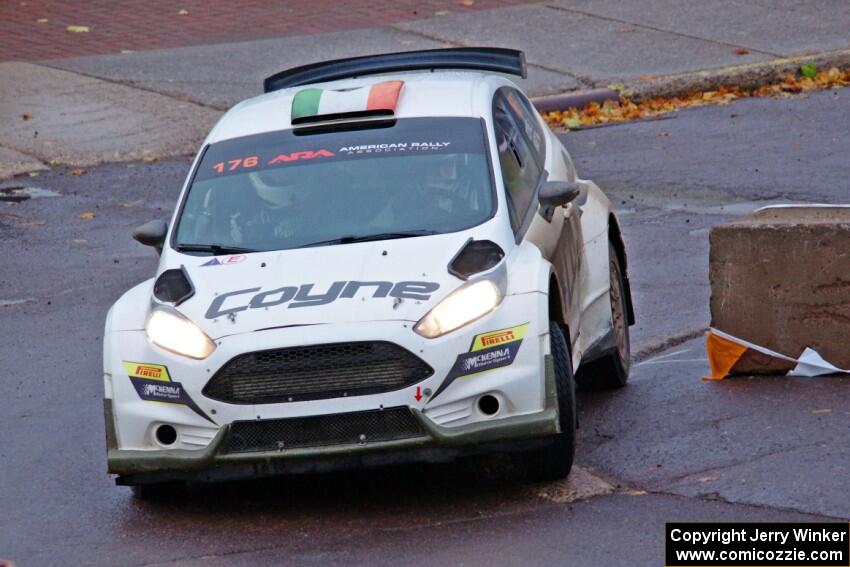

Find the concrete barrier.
xmin=709 ymin=206 xmax=850 ymax=374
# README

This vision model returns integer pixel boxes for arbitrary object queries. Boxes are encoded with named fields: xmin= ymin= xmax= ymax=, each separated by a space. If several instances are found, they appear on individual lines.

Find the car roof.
xmin=206 ymin=70 xmax=517 ymax=145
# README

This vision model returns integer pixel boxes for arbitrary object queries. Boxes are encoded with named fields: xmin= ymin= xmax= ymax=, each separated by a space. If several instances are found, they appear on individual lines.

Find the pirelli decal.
xmin=123 ymin=362 xmax=171 ymax=382
xmin=471 ymin=324 xmax=528 ymax=352
xmin=122 ymin=361 xmax=215 ymax=424
xmin=430 ymin=324 xmax=529 ymax=401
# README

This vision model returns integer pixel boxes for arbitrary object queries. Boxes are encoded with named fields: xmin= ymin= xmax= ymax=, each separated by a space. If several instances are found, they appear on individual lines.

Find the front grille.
xmin=203 ymin=341 xmax=433 ymax=404
xmin=224 ymin=407 xmax=426 ymax=453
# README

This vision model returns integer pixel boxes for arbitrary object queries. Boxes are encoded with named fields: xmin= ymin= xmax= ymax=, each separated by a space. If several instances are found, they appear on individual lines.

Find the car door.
xmin=495 ymin=88 xmax=585 ymax=342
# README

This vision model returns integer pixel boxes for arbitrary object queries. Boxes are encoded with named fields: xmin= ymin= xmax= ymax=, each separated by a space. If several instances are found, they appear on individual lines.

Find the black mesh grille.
xmin=224 ymin=407 xmax=425 ymax=453
xmin=203 ymin=341 xmax=433 ymax=404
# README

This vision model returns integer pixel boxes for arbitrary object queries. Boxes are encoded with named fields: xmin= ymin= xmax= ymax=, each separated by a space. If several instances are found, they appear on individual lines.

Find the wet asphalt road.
xmin=1 ymin=88 xmax=849 ymax=566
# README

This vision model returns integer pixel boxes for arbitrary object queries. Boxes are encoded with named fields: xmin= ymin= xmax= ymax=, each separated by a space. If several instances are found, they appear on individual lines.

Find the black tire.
xmin=523 ymin=321 xmax=576 ymax=482
xmin=130 ymin=481 xmax=185 ymax=501
xmin=576 ymin=242 xmax=631 ymax=390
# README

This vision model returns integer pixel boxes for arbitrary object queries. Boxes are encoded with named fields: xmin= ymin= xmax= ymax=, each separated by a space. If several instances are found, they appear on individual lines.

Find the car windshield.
xmin=174 ymin=117 xmax=494 ymax=253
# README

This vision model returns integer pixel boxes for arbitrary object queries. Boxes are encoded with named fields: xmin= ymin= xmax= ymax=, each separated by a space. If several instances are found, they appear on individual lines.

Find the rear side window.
xmin=493 ymin=92 xmax=542 ymax=232
xmin=503 ymin=87 xmax=546 ymax=163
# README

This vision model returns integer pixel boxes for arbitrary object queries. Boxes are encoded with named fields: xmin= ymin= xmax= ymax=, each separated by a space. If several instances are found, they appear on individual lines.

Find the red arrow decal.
xmin=414 ymin=386 xmax=423 ymax=402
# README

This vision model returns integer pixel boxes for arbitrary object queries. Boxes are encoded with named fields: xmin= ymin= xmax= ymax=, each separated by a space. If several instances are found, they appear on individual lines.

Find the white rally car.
xmin=104 ymin=48 xmax=634 ymax=498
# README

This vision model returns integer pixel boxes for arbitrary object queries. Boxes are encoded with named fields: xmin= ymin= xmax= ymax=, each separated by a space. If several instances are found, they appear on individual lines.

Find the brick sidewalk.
xmin=0 ymin=0 xmax=529 ymax=61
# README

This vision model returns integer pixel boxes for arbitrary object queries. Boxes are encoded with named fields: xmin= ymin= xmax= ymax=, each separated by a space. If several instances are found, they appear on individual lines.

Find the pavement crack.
xmin=387 ymin=23 xmax=592 ymax=87
xmin=542 ymin=3 xmax=783 ymax=59
xmin=34 ymin=62 xmax=230 ymax=112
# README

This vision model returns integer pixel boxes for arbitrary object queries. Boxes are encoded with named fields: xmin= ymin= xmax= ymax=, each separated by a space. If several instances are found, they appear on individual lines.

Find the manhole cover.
xmin=0 ymin=186 xmax=60 ymax=203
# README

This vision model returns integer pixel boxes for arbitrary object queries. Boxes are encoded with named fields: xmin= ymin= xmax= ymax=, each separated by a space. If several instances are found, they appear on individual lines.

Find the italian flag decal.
xmin=291 ymin=80 xmax=404 ymax=121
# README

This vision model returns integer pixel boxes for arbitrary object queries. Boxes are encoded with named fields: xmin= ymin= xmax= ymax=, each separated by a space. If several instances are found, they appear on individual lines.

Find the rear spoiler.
xmin=264 ymin=47 xmax=527 ymax=93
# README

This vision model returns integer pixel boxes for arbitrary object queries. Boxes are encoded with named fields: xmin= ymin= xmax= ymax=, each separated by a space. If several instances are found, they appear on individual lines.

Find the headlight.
xmin=414 ymin=280 xmax=502 ymax=338
xmin=146 ymin=308 xmax=216 ymax=359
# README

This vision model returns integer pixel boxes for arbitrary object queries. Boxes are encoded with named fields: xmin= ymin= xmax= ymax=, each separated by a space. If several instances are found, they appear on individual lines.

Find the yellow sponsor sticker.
xmin=122 ymin=361 xmax=171 ymax=382
xmin=471 ymin=323 xmax=528 ymax=352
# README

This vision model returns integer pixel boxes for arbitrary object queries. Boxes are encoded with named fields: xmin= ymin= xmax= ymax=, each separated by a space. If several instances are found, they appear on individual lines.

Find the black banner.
xmin=666 ymin=523 xmax=849 ymax=566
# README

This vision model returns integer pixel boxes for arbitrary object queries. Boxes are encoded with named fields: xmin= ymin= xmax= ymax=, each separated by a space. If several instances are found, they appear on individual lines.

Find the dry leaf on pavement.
xmin=178 ymin=9 xmax=189 ymax=15
xmin=78 ymin=213 xmax=96 ymax=220
xmin=66 ymin=25 xmax=90 ymax=33
xmin=69 ymin=168 xmax=86 ymax=176
xmin=543 ymin=67 xmax=850 ymax=130
xmin=733 ymin=48 xmax=750 ymax=55
xmin=19 ymin=113 xmax=31 ymax=121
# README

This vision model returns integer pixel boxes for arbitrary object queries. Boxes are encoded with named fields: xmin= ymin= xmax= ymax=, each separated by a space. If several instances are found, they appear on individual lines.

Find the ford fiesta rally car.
xmin=104 ymin=48 xmax=635 ymax=498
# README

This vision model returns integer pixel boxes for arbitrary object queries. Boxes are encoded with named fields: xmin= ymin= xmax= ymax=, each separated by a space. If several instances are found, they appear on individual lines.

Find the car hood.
xmin=159 ymin=232 xmax=485 ymax=339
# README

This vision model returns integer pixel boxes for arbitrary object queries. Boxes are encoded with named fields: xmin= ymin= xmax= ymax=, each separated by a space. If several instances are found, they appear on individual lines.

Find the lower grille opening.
xmin=204 ymin=341 xmax=433 ymax=404
xmin=224 ymin=407 xmax=426 ymax=453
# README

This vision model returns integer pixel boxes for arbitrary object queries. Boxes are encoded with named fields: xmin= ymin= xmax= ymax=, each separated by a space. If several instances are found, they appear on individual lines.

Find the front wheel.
xmin=522 ymin=321 xmax=576 ymax=482
xmin=576 ymin=242 xmax=631 ymax=390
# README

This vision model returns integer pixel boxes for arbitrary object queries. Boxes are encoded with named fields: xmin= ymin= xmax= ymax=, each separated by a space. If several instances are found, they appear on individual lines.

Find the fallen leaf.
xmin=78 ymin=212 xmax=96 ymax=219
xmin=19 ymin=113 xmax=31 ymax=121
xmin=699 ymin=476 xmax=718 ymax=482
xmin=541 ymin=68 xmax=850 ymax=130
xmin=66 ymin=25 xmax=90 ymax=33
xmin=36 ymin=18 xmax=48 ymax=23
xmin=142 ymin=156 xmax=159 ymax=163
xmin=71 ymin=239 xmax=88 ymax=244
xmin=120 ymin=49 xmax=134 ymax=54
xmin=813 ymin=408 xmax=832 ymax=414
xmin=801 ymin=63 xmax=817 ymax=79
xmin=733 ymin=47 xmax=749 ymax=55
xmin=69 ymin=168 xmax=86 ymax=176
xmin=459 ymin=0 xmax=475 ymax=5
xmin=178 ymin=8 xmax=189 ymax=15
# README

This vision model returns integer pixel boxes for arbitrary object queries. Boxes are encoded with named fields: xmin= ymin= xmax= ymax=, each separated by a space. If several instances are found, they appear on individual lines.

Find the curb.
xmin=531 ymin=47 xmax=850 ymax=112
xmin=621 ymin=47 xmax=850 ymax=101
xmin=531 ymin=88 xmax=620 ymax=112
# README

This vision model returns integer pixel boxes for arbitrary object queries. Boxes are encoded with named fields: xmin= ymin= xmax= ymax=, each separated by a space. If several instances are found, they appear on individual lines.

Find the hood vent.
xmin=448 ymin=239 xmax=505 ymax=280
xmin=153 ymin=266 xmax=194 ymax=305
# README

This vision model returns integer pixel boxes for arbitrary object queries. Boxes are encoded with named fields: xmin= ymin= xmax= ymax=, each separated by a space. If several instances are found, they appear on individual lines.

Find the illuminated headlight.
xmin=414 ymin=280 xmax=502 ymax=338
xmin=146 ymin=308 xmax=216 ymax=359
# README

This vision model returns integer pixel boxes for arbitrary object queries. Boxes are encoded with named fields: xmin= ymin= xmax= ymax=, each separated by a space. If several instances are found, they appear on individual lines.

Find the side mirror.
xmin=132 ymin=219 xmax=168 ymax=254
xmin=538 ymin=181 xmax=581 ymax=221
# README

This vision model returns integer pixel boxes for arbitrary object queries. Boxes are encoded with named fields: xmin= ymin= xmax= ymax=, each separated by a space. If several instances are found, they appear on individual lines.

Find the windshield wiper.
xmin=175 ymin=243 xmax=259 ymax=255
xmin=299 ymin=230 xmax=439 ymax=248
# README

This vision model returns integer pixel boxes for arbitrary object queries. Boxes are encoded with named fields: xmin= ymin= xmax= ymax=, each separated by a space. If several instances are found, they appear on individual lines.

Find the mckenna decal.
xmin=200 ymin=254 xmax=246 ymax=267
xmin=430 ymin=324 xmax=529 ymax=400
xmin=205 ymin=280 xmax=440 ymax=319
xmin=122 ymin=361 xmax=215 ymax=424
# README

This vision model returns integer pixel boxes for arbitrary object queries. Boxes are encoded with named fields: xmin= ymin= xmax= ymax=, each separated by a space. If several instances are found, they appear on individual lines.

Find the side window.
xmin=503 ymin=88 xmax=546 ymax=164
xmin=493 ymin=93 xmax=542 ymax=232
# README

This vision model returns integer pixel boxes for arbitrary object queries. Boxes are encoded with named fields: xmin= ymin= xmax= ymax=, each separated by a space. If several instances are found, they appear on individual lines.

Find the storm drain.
xmin=224 ymin=407 xmax=426 ymax=453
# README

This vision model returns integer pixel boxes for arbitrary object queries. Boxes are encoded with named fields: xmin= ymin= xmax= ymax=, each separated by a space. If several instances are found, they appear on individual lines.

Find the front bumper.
xmin=107 ymin=356 xmax=560 ymax=484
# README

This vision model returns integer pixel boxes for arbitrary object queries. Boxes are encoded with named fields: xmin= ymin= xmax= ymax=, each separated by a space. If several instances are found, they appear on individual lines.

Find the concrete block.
xmin=710 ymin=206 xmax=850 ymax=373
